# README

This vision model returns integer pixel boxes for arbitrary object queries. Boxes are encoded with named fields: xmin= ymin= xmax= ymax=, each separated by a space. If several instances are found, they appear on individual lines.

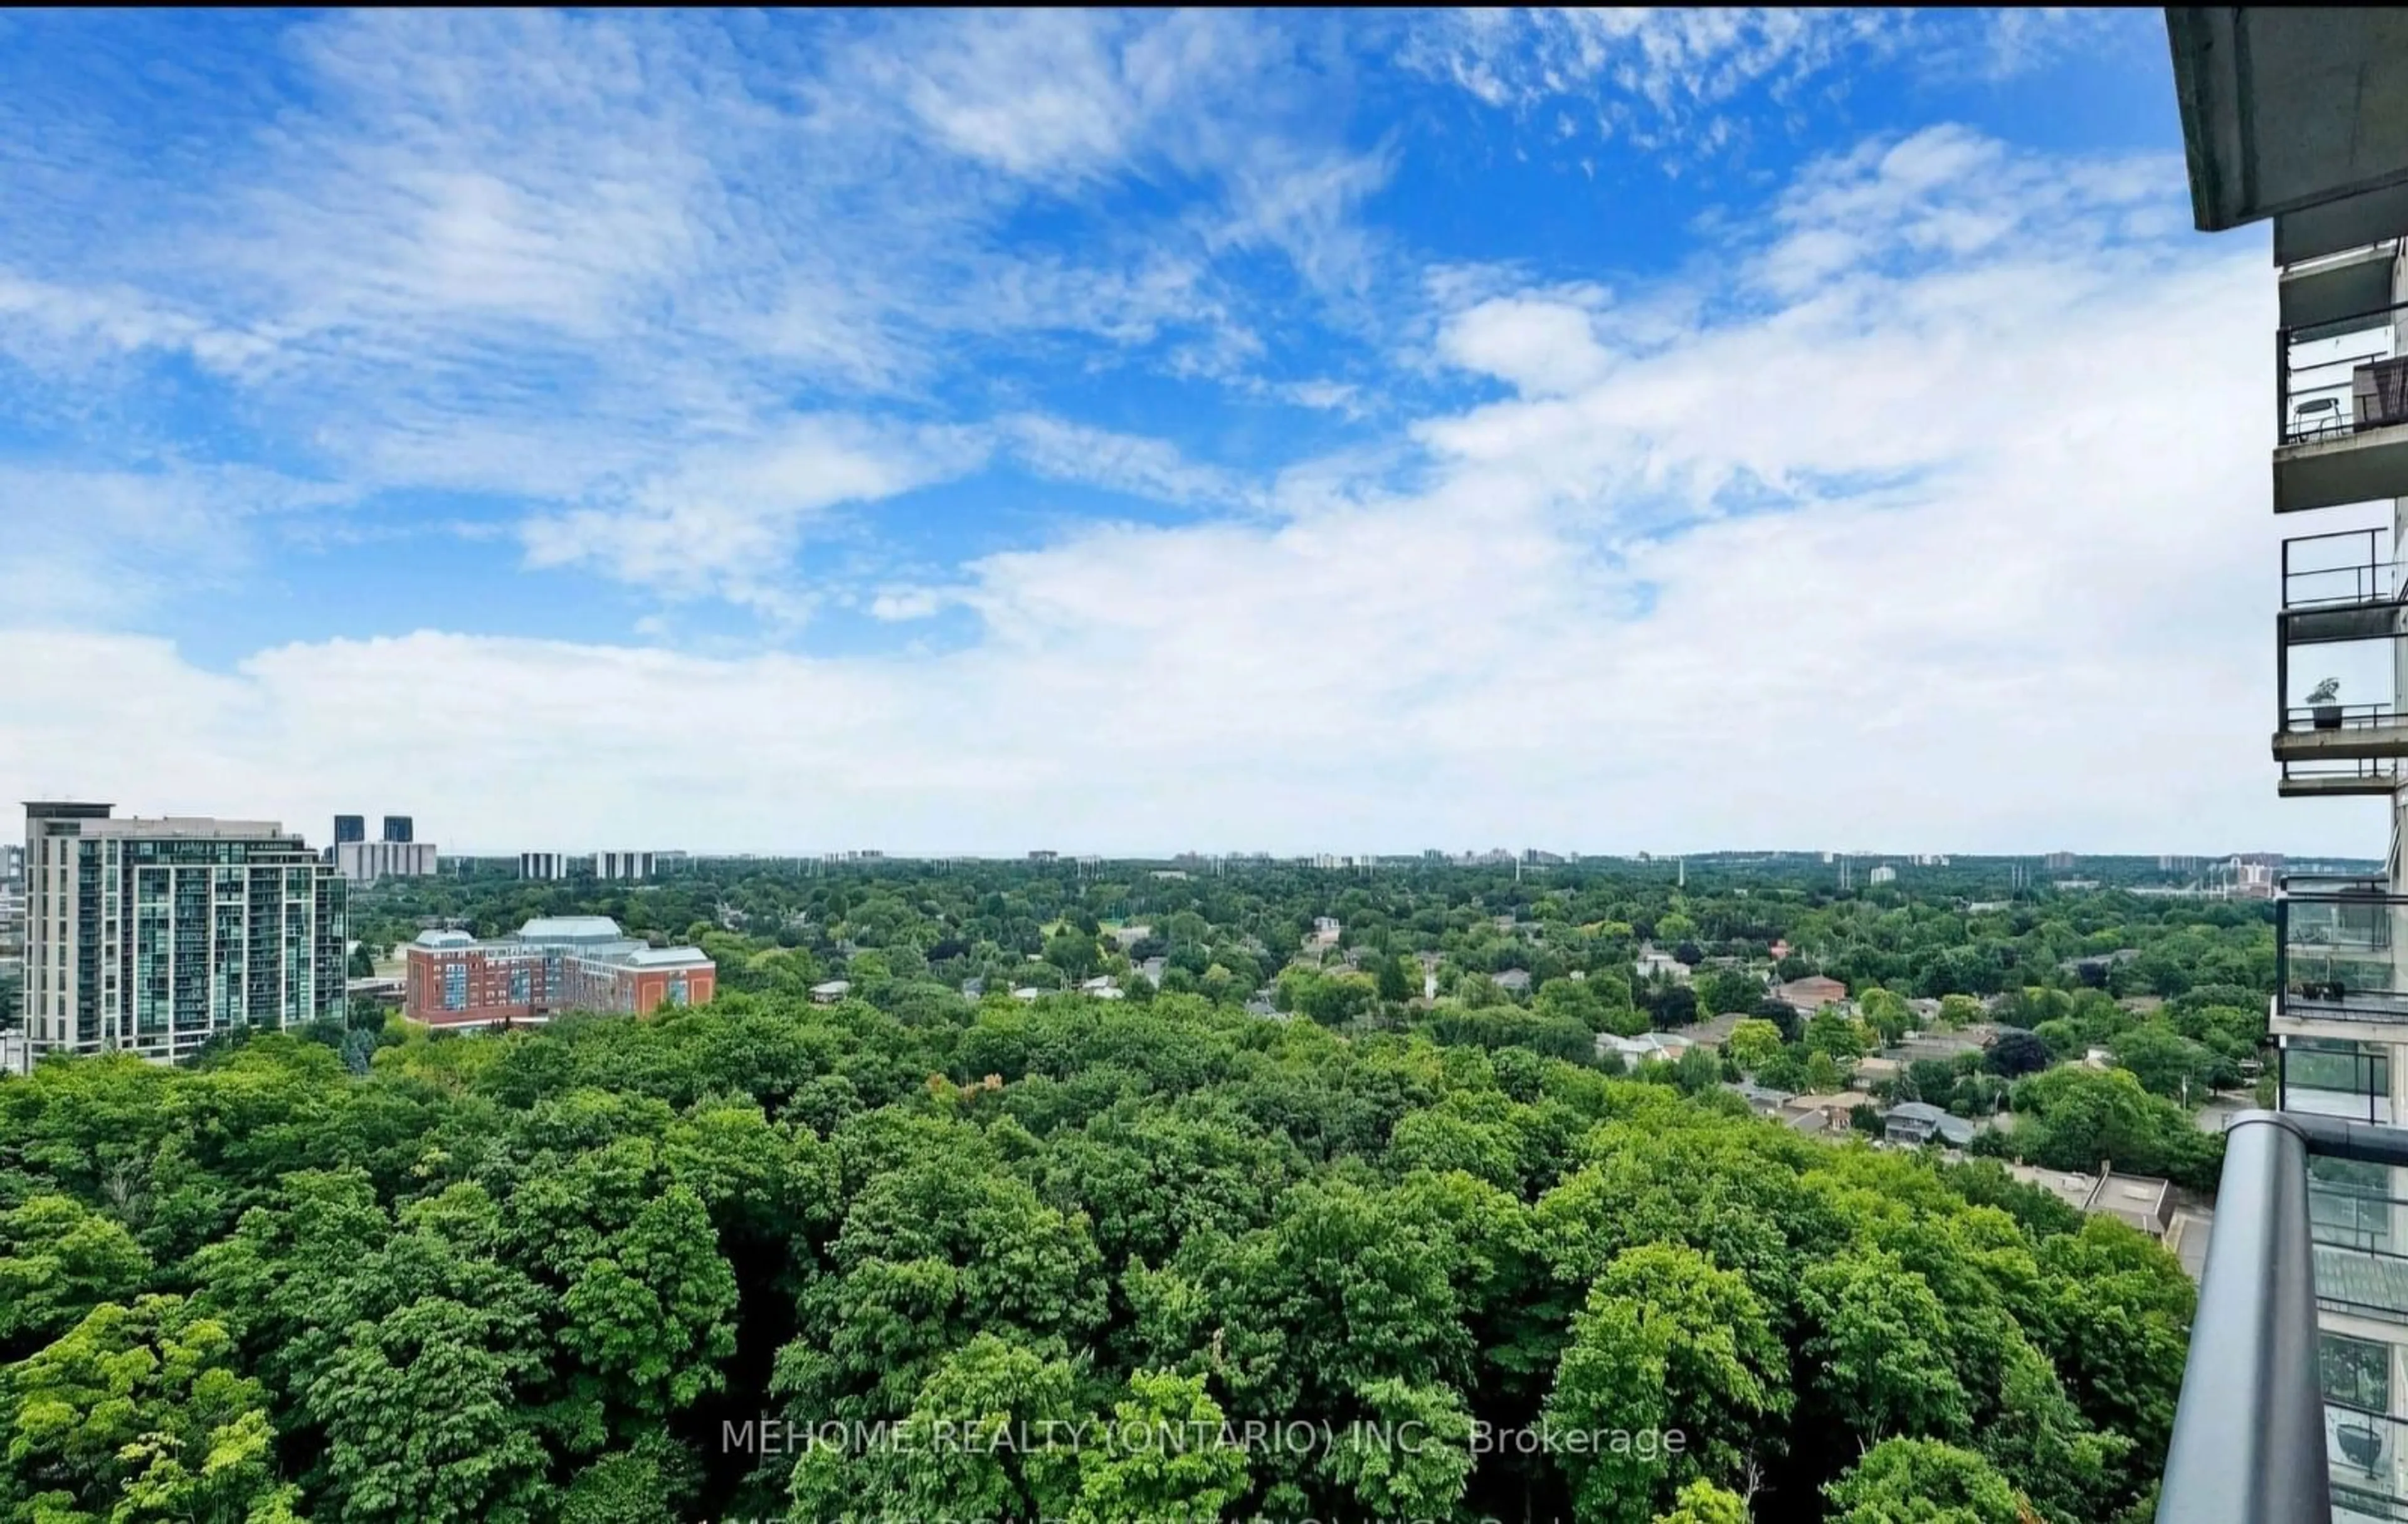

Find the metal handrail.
xmin=2285 ymin=527 xmax=2404 ymax=609
xmin=2283 ymin=759 xmax=2404 ymax=787
xmin=2285 ymin=702 xmax=2408 ymax=733
xmin=2158 ymin=1111 xmax=2335 ymax=1523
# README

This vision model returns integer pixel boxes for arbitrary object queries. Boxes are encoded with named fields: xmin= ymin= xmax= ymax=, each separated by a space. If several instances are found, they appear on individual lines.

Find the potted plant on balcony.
xmin=2309 ymin=677 xmax=2343 ymax=730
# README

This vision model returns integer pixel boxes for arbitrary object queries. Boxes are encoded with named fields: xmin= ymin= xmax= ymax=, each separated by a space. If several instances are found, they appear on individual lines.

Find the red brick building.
xmin=404 ymin=915 xmax=715 ymax=1029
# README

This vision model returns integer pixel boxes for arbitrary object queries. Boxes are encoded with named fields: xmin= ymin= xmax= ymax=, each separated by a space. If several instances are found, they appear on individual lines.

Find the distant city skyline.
xmin=9 ymin=802 xmax=2361 ymax=869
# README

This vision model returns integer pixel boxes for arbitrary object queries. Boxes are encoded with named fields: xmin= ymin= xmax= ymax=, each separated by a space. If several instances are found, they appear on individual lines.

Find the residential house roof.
xmin=1781 ymin=1090 xmax=1874 ymax=1135
xmin=2004 ymin=1164 xmax=2099 ymax=1214
xmin=2002 ymin=1164 xmax=2175 ymax=1237
xmin=1598 ymin=1031 xmax=1692 ymax=1063
xmin=1881 ymin=1101 xmax=1977 ymax=1147
xmin=1777 ymin=975 xmax=1849 ymax=1009
xmin=2090 ymin=1172 xmax=2175 ymax=1236
xmin=1723 ymin=1080 xmax=1795 ymax=1114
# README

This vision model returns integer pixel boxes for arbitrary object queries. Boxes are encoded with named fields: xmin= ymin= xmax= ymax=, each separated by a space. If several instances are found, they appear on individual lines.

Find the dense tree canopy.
xmin=0 ymin=989 xmax=2199 ymax=1522
xmin=0 ymin=858 xmax=2256 ymax=1521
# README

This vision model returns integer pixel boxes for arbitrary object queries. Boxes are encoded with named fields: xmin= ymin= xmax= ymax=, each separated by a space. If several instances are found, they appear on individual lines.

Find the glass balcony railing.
xmin=2281 ymin=891 xmax=2408 ymax=1025
xmin=2329 ymin=1406 xmax=2408 ymax=1523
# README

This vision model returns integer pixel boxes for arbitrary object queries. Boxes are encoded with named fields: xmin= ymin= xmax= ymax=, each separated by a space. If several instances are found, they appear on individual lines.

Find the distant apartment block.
xmin=0 ymin=843 xmax=23 ymax=953
xmin=335 ymin=839 xmax=439 ymax=883
xmin=0 ymin=843 xmax=23 ymax=1028
xmin=403 ymin=915 xmax=714 ymax=1029
xmin=21 ymin=802 xmax=346 ymax=1065
xmin=595 ymin=851 xmax=655 ymax=881
xmin=327 ymin=814 xmax=430 ymax=878
xmin=520 ymin=852 xmax=569 ymax=881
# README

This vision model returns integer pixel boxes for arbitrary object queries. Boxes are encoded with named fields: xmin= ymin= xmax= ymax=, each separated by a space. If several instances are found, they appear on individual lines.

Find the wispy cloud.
xmin=0 ymin=123 xmax=2310 ymax=854
xmin=0 ymin=9 xmax=1424 ymax=633
xmin=517 ymin=417 xmax=988 ymax=614
xmin=0 ymin=462 xmax=351 ymax=624
xmin=1399 ymin=9 xmax=2145 ymax=159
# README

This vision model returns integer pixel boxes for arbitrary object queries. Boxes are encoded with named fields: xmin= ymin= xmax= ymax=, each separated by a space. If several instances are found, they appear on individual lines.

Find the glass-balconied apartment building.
xmin=20 ymin=802 xmax=347 ymax=1068
xmin=2160 ymin=9 xmax=2408 ymax=1523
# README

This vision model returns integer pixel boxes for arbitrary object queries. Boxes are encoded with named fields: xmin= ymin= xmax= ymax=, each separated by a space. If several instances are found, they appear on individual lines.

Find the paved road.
xmin=2194 ymin=1095 xmax=2254 ymax=1133
xmin=2168 ymin=1209 xmax=2214 ymax=1282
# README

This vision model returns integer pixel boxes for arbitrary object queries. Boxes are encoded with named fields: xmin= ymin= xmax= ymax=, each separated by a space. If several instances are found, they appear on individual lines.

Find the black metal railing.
xmin=2286 ymin=703 xmax=2408 ymax=737
xmin=2289 ymin=528 xmax=2407 ymax=609
xmin=2285 ymin=760 xmax=2407 ymax=792
xmin=2283 ymin=300 xmax=2408 ymax=445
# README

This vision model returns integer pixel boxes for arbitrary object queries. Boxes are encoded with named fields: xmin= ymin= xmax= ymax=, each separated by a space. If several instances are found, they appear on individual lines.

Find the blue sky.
xmin=0 ymin=9 xmax=2350 ymax=858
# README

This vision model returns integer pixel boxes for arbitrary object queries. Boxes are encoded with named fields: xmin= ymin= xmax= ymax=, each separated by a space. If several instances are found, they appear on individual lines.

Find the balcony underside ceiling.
xmin=2170 ymin=8 xmax=2408 ymax=234
xmin=2283 ymin=245 xmax=2400 ymax=328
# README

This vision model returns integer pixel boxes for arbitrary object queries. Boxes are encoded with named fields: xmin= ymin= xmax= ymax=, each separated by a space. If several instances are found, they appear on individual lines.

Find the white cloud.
xmin=0 ymin=127 xmax=2339 ymax=854
xmin=867 ymin=587 xmax=957 ymax=623
xmin=519 ymin=418 xmax=987 ymax=611
xmin=1437 ymin=297 xmax=1614 ymax=397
